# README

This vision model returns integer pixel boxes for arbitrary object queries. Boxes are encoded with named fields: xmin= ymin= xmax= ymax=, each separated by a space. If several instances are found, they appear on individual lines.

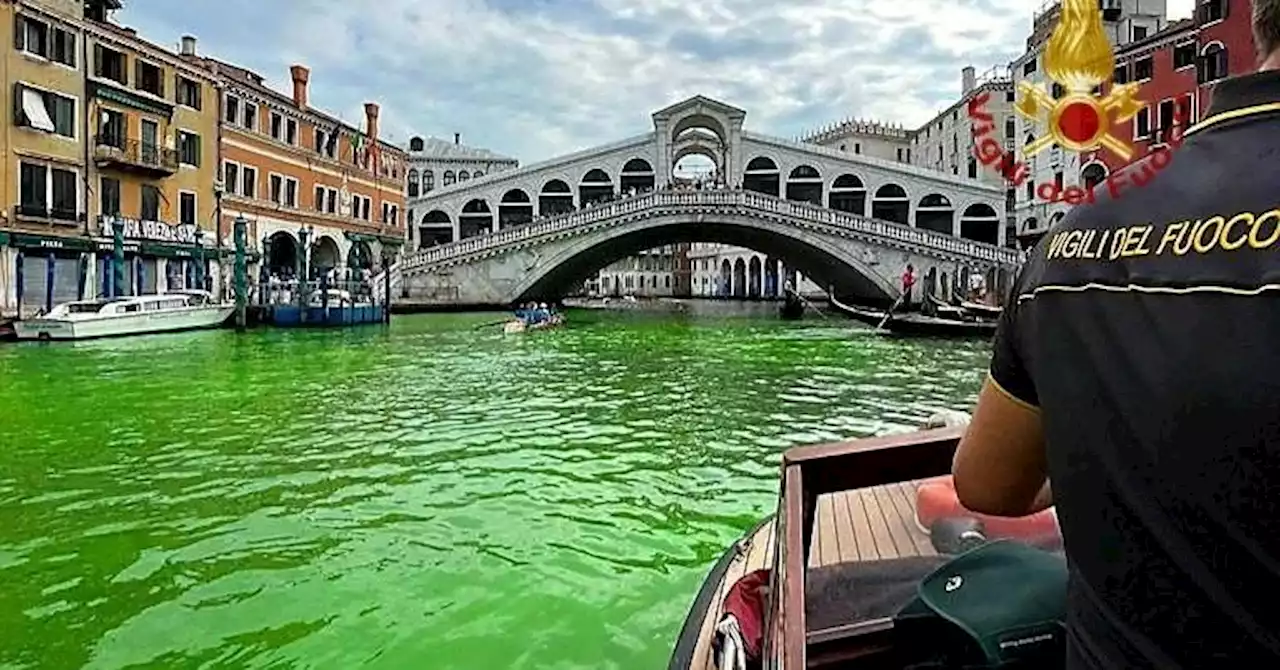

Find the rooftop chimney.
xmin=454 ymin=132 xmax=460 ymax=145
xmin=364 ymin=102 xmax=380 ymax=141
xmin=290 ymin=65 xmax=310 ymax=108
xmin=961 ymin=66 xmax=977 ymax=96
xmin=180 ymin=35 xmax=197 ymax=56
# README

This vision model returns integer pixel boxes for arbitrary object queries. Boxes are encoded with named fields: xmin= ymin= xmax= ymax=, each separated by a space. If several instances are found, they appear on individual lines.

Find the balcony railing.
xmin=93 ymin=135 xmax=179 ymax=175
xmin=13 ymin=203 xmax=80 ymax=225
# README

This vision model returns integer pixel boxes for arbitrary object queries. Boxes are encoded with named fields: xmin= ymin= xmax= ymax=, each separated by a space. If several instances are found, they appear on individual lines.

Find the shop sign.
xmin=99 ymin=216 xmax=199 ymax=245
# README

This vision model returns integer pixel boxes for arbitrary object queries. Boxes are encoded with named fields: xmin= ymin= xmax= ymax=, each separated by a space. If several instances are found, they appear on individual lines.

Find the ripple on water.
xmin=0 ymin=312 xmax=988 ymax=669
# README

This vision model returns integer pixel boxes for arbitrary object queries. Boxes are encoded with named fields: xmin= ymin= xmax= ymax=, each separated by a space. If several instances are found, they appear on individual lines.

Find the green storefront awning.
xmin=11 ymin=233 xmax=94 ymax=251
xmin=378 ymin=235 xmax=404 ymax=247
xmin=344 ymin=232 xmax=378 ymax=243
xmin=0 ymin=231 xmax=8 ymax=246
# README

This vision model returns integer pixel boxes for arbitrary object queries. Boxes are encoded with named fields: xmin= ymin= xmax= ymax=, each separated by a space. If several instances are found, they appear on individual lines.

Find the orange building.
xmin=183 ymin=51 xmax=407 ymax=284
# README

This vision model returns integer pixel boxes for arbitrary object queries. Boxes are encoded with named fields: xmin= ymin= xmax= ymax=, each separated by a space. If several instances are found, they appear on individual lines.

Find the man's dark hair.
xmin=1256 ymin=0 xmax=1280 ymax=60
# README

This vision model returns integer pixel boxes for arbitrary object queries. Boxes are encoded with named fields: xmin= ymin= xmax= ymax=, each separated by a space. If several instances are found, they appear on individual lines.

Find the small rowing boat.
xmin=879 ymin=313 xmax=998 ymax=338
xmin=503 ymin=314 xmax=564 ymax=334
xmin=960 ymin=300 xmax=1002 ymax=319
xmin=669 ymin=426 xmax=1067 ymax=670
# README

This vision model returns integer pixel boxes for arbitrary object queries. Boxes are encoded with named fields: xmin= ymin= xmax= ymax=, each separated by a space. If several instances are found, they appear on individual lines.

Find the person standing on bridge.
xmin=953 ymin=4 xmax=1280 ymax=667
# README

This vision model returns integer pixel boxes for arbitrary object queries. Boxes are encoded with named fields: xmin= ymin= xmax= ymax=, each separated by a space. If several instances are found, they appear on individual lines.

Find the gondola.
xmin=960 ymin=300 xmax=1003 ymax=320
xmin=878 ymin=313 xmax=998 ymax=338
xmin=925 ymin=293 xmax=967 ymax=320
xmin=826 ymin=294 xmax=890 ymax=327
xmin=669 ymin=426 xmax=1067 ymax=670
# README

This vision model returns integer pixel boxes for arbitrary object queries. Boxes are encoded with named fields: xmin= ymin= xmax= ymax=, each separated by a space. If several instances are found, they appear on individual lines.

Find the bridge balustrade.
xmin=391 ymin=190 xmax=1023 ymax=284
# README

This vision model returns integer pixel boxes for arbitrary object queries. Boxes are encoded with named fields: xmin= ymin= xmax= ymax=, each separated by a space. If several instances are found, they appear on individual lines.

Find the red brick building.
xmin=1084 ymin=0 xmax=1253 ymax=185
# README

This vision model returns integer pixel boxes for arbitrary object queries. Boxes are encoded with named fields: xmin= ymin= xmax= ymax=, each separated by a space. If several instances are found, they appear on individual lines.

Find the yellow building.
xmin=1 ymin=0 xmax=221 ymax=316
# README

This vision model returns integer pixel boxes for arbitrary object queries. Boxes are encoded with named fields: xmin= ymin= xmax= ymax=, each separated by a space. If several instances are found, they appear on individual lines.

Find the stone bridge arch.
xmin=507 ymin=212 xmax=898 ymax=303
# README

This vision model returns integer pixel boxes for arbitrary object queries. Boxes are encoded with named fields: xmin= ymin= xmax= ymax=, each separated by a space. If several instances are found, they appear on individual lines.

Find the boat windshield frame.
xmin=767 ymin=426 xmax=964 ymax=668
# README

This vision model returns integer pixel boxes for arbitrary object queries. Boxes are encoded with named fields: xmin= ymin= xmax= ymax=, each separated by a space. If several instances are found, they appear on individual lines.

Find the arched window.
xmin=443 ymin=171 xmax=456 ymax=186
xmin=458 ymin=171 xmax=470 ymax=182
xmin=423 ymin=170 xmax=435 ymax=192
xmin=407 ymin=169 xmax=419 ymax=197
xmin=472 ymin=171 xmax=483 ymax=178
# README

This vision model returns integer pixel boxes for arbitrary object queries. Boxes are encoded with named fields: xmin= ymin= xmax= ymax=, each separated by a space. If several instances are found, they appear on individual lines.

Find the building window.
xmin=177 ymin=77 xmax=201 ymax=109
xmin=1134 ymin=106 xmax=1151 ymax=138
xmin=177 ymin=131 xmax=201 ymax=166
xmin=141 ymin=184 xmax=160 ymax=221
xmin=1006 ymin=90 xmax=1015 ymax=102
xmin=1134 ymin=56 xmax=1153 ymax=81
xmin=1198 ymin=0 xmax=1228 ymax=23
xmin=967 ymin=157 xmax=977 ymax=179
xmin=443 ymin=171 xmax=455 ymax=186
xmin=854 ymin=143 xmax=861 ymax=154
xmin=895 ymin=147 xmax=902 ymax=161
xmin=1199 ymin=43 xmax=1228 ymax=83
xmin=472 ymin=171 xmax=483 ymax=178
xmin=16 ymin=15 xmax=77 ymax=67
xmin=94 ymin=44 xmax=126 ymax=84
xmin=269 ymin=112 xmax=282 ymax=140
xmin=314 ymin=185 xmax=325 ymax=211
xmin=179 ymin=192 xmax=196 ymax=226
xmin=362 ymin=196 xmax=371 ymax=220
xmin=224 ymin=94 xmax=239 ymax=123
xmin=1051 ymin=82 xmax=1066 ymax=97
xmin=269 ymin=174 xmax=283 ymax=204
xmin=1158 ymin=100 xmax=1175 ymax=135
xmin=423 ymin=171 xmax=434 ymax=192
xmin=284 ymin=178 xmax=298 ymax=207
xmin=1173 ymin=42 xmax=1196 ymax=69
xmin=97 ymin=108 xmax=124 ymax=147
xmin=14 ymin=84 xmax=75 ymax=138
xmin=1132 ymin=25 xmax=1147 ymax=40
xmin=241 ymin=166 xmax=257 ymax=198
xmin=242 ymin=102 xmax=257 ymax=131
xmin=1022 ymin=58 xmax=1036 ymax=76
xmin=285 ymin=118 xmax=297 ymax=145
xmin=135 ymin=60 xmax=163 ymax=97
xmin=326 ymin=188 xmax=337 ymax=214
xmin=407 ymin=169 xmax=419 ymax=197
xmin=315 ymin=129 xmax=326 ymax=153
xmin=100 ymin=177 xmax=120 ymax=215
xmin=222 ymin=161 xmax=238 ymax=194
xmin=458 ymin=171 xmax=470 ymax=182
xmin=18 ymin=162 xmax=77 ymax=220
xmin=1114 ymin=63 xmax=1129 ymax=84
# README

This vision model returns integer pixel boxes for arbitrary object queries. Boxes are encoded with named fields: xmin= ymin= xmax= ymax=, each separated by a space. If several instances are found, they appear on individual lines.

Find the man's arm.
xmin=952 ymin=377 xmax=1050 ymax=517
xmin=952 ymin=280 xmax=1052 ymax=517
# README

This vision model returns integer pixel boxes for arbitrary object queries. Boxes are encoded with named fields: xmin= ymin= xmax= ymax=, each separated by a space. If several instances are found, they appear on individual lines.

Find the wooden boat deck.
xmin=684 ymin=481 xmax=933 ymax=670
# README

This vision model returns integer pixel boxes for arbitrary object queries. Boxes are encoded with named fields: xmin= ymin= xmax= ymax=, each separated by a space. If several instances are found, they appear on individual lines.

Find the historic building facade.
xmin=405 ymin=135 xmax=517 ymax=248
xmin=188 ymin=52 xmax=407 ymax=286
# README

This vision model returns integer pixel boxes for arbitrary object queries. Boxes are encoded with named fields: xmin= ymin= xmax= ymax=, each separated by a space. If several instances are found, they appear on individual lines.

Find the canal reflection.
xmin=0 ymin=311 xmax=989 ymax=669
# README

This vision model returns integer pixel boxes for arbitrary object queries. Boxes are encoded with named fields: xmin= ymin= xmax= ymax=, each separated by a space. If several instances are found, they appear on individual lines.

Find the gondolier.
xmin=952 ymin=10 xmax=1280 ymax=668
xmin=900 ymin=263 xmax=916 ymax=310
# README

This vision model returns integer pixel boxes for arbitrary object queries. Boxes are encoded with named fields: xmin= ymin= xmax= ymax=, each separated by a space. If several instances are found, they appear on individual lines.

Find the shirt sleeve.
xmin=989 ymin=276 xmax=1039 ymax=410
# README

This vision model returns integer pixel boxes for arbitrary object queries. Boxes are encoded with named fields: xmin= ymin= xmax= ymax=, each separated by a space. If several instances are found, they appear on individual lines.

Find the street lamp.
xmin=193 ymin=227 xmax=205 ymax=291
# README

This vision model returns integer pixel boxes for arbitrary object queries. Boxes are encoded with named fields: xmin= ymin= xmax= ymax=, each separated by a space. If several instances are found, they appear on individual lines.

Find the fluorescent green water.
xmin=0 ymin=311 xmax=989 ymax=669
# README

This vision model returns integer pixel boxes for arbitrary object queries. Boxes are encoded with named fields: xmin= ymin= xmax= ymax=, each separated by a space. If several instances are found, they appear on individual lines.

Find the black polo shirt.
xmin=991 ymin=70 xmax=1280 ymax=669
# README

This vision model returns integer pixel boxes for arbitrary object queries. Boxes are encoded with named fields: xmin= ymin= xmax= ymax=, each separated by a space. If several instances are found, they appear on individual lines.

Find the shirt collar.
xmin=1205 ymin=70 xmax=1280 ymax=117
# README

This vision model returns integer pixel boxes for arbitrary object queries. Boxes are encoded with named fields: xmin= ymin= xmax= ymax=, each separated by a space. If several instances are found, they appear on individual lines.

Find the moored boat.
xmin=670 ymin=426 xmax=1067 ymax=669
xmin=879 ymin=313 xmax=998 ymax=338
xmin=827 ymin=295 xmax=889 ymax=327
xmin=13 ymin=290 xmax=233 ymax=341
xmin=959 ymin=300 xmax=1002 ymax=320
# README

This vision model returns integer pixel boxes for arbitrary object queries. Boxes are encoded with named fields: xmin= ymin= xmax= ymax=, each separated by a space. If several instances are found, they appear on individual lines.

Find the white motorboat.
xmin=307 ymin=288 xmax=373 ymax=308
xmin=14 ymin=290 xmax=234 ymax=341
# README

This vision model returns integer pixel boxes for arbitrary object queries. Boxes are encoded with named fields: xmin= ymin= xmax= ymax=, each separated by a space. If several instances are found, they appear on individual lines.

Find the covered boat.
xmin=13 ymin=290 xmax=233 ymax=341
xmin=669 ymin=426 xmax=1067 ymax=669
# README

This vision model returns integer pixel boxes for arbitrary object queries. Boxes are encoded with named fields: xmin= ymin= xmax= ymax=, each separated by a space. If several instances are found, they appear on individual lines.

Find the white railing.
xmin=379 ymin=190 xmax=1023 ymax=287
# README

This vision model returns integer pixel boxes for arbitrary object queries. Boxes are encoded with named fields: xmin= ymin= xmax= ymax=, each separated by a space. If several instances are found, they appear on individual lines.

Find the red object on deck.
xmin=720 ymin=568 xmax=771 ymax=662
xmin=915 ymin=476 xmax=1060 ymax=545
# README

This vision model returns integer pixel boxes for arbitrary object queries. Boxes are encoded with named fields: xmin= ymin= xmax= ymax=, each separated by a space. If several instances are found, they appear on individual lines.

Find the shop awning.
xmin=0 ymin=231 xmax=9 ymax=246
xmin=140 ymin=242 xmax=197 ymax=258
xmin=21 ymin=88 xmax=55 ymax=132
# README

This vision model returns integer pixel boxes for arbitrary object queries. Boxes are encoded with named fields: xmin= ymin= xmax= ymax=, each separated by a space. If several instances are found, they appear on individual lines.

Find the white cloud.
xmin=120 ymin=0 xmax=1201 ymax=164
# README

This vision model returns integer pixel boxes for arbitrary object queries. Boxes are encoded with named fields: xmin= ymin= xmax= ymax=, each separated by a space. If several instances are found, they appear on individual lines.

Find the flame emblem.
xmin=1015 ymin=0 xmax=1144 ymax=160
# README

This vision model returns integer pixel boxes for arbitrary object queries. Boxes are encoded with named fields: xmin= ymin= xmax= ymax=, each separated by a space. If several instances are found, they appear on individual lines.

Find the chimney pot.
xmin=364 ymin=102 xmax=380 ymax=141
xmin=961 ymin=65 xmax=977 ymax=96
xmin=180 ymin=35 xmax=197 ymax=56
xmin=290 ymin=65 xmax=310 ymax=108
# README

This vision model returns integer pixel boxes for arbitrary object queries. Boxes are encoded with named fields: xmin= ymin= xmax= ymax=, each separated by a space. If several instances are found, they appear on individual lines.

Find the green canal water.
xmin=0 ymin=310 xmax=990 ymax=670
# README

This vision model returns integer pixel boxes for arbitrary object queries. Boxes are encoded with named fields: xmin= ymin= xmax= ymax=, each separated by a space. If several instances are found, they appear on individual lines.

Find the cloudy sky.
xmin=119 ymin=0 xmax=1196 ymax=164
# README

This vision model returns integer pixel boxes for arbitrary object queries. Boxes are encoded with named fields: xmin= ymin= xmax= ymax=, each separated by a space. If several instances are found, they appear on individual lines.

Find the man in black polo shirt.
xmin=951 ymin=3 xmax=1280 ymax=667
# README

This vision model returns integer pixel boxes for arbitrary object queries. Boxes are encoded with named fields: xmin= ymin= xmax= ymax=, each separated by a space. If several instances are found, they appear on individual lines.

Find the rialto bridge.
xmin=388 ymin=96 xmax=1023 ymax=306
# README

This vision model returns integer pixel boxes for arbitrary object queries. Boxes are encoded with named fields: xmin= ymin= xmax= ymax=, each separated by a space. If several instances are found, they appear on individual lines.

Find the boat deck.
xmin=685 ymin=481 xmax=933 ymax=670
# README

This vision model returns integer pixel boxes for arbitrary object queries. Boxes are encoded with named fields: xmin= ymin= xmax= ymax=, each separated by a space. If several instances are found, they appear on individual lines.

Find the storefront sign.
xmin=99 ymin=216 xmax=200 ymax=245
xmin=12 ymin=233 xmax=93 ymax=251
